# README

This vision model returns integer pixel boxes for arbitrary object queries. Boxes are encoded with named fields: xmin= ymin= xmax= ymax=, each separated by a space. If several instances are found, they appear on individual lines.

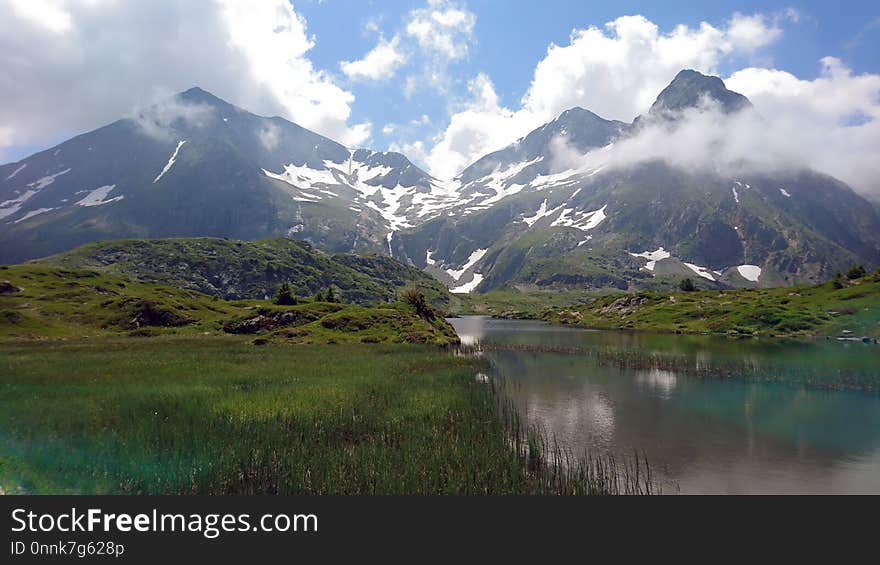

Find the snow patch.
xmin=736 ymin=265 xmax=762 ymax=282
xmin=522 ymin=199 xmax=563 ymax=227
xmin=684 ymin=262 xmax=716 ymax=281
xmin=731 ymin=186 xmax=740 ymax=204
xmin=153 ymin=140 xmax=186 ymax=183
xmin=265 ymin=154 xmax=460 ymax=228
xmin=5 ymin=163 xmax=26 ymax=180
xmin=445 ymin=248 xmax=487 ymax=282
xmin=14 ymin=207 xmax=54 ymax=223
xmin=0 ymin=190 xmax=39 ymax=220
xmin=629 ymin=247 xmax=670 ymax=272
xmin=76 ymin=185 xmax=123 ymax=207
xmin=425 ymin=249 xmax=438 ymax=266
xmin=476 ymin=156 xmax=542 ymax=206
xmin=450 ymin=273 xmax=483 ymax=294
xmin=28 ymin=168 xmax=71 ymax=190
xmin=780 ymin=188 xmax=791 ymax=198
xmin=550 ymin=204 xmax=607 ymax=231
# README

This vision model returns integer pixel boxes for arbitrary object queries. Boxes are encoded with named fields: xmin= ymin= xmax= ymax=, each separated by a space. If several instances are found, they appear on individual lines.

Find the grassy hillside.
xmin=35 ymin=237 xmax=451 ymax=307
xmin=533 ymin=272 xmax=880 ymax=338
xmin=0 ymin=264 xmax=458 ymax=346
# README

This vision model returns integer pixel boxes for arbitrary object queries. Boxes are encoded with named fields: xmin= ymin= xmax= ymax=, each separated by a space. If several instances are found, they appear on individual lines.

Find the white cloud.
xmin=425 ymin=73 xmax=530 ymax=179
xmin=258 ymin=123 xmax=281 ymax=151
xmin=726 ymin=12 xmax=782 ymax=51
xmin=388 ymin=140 xmax=429 ymax=167
xmin=405 ymin=0 xmax=476 ymax=61
xmin=726 ymin=58 xmax=880 ymax=194
xmin=0 ymin=0 xmax=370 ymax=158
xmin=422 ymin=13 xmax=791 ymax=179
xmin=133 ymin=97 xmax=215 ymax=142
xmin=544 ymin=57 xmax=880 ymax=197
xmin=401 ymin=0 xmax=477 ymax=96
xmin=403 ymin=76 xmax=419 ymax=99
xmin=364 ymin=16 xmax=382 ymax=34
xmin=8 ymin=0 xmax=75 ymax=33
xmin=340 ymin=35 xmax=407 ymax=82
xmin=411 ymin=114 xmax=431 ymax=126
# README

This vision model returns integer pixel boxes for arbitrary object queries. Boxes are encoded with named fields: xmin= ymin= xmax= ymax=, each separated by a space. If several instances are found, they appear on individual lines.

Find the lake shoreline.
xmin=454 ymin=274 xmax=880 ymax=342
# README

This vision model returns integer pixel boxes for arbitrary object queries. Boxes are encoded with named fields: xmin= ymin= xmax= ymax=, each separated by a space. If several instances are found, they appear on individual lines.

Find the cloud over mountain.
xmin=0 ymin=0 xmax=370 ymax=160
xmin=418 ymin=12 xmax=880 ymax=198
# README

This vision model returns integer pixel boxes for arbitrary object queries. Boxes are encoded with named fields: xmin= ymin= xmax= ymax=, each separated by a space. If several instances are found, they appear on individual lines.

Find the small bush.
xmin=314 ymin=287 xmax=339 ymax=303
xmin=273 ymin=282 xmax=297 ymax=305
xmin=846 ymin=265 xmax=867 ymax=280
xmin=401 ymin=286 xmax=432 ymax=319
xmin=832 ymin=272 xmax=844 ymax=289
xmin=678 ymin=278 xmax=696 ymax=292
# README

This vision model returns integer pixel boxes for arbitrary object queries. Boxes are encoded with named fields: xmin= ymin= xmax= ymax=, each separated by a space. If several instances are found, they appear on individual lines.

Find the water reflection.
xmin=636 ymin=369 xmax=678 ymax=398
xmin=450 ymin=316 xmax=880 ymax=494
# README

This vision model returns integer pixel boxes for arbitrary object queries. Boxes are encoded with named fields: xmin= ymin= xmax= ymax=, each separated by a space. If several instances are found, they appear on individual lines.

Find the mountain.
xmin=36 ymin=237 xmax=451 ymax=306
xmin=3 ymin=73 xmax=879 ymax=294
xmin=0 ymin=87 xmax=456 ymax=263
xmin=648 ymin=69 xmax=752 ymax=115
xmin=394 ymin=70 xmax=880 ymax=292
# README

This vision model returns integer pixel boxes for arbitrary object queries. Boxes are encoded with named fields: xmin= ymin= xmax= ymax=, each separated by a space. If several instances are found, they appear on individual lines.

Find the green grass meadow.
xmin=0 ymin=338 xmax=654 ymax=495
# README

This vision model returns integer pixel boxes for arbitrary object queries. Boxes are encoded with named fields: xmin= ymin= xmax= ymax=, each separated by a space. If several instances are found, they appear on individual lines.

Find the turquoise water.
xmin=450 ymin=316 xmax=880 ymax=494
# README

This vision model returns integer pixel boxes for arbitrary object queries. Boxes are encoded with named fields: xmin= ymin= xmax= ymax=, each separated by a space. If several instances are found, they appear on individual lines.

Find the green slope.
xmin=33 ymin=237 xmax=451 ymax=307
xmin=535 ymin=272 xmax=880 ymax=338
xmin=0 ymin=264 xmax=458 ymax=346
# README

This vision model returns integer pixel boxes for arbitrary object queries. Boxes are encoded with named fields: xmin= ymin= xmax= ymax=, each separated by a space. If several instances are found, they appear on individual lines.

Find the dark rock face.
xmin=223 ymin=310 xmax=324 ymax=334
xmin=127 ymin=300 xmax=192 ymax=328
xmin=649 ymin=69 xmax=753 ymax=116
xmin=0 ymin=280 xmax=22 ymax=294
xmin=599 ymin=295 xmax=648 ymax=316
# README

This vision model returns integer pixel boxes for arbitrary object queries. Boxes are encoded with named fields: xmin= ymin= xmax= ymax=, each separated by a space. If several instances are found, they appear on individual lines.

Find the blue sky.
xmin=2 ymin=0 xmax=879 ymax=188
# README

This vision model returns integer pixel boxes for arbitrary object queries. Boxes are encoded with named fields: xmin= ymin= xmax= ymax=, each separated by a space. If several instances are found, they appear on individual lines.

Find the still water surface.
xmin=449 ymin=316 xmax=880 ymax=494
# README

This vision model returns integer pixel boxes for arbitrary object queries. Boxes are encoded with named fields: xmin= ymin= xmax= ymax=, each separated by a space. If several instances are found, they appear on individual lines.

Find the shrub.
xmin=846 ymin=264 xmax=867 ymax=280
xmin=273 ymin=282 xmax=297 ymax=305
xmin=678 ymin=278 xmax=696 ymax=292
xmin=313 ymin=286 xmax=339 ymax=303
xmin=832 ymin=272 xmax=844 ymax=289
xmin=401 ymin=286 xmax=432 ymax=319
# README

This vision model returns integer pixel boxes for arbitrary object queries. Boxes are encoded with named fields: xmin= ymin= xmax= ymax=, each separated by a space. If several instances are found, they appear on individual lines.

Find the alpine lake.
xmin=449 ymin=316 xmax=880 ymax=494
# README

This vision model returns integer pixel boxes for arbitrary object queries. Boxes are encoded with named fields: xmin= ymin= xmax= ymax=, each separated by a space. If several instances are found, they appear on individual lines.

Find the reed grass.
xmin=0 ymin=337 xmax=657 ymax=495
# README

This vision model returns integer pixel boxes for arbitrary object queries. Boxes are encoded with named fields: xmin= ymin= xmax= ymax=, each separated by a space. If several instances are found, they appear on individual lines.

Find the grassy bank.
xmin=490 ymin=274 xmax=880 ymax=338
xmin=449 ymin=288 xmax=608 ymax=317
xmin=0 ymin=338 xmax=655 ymax=494
xmin=0 ymin=264 xmax=458 ymax=345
